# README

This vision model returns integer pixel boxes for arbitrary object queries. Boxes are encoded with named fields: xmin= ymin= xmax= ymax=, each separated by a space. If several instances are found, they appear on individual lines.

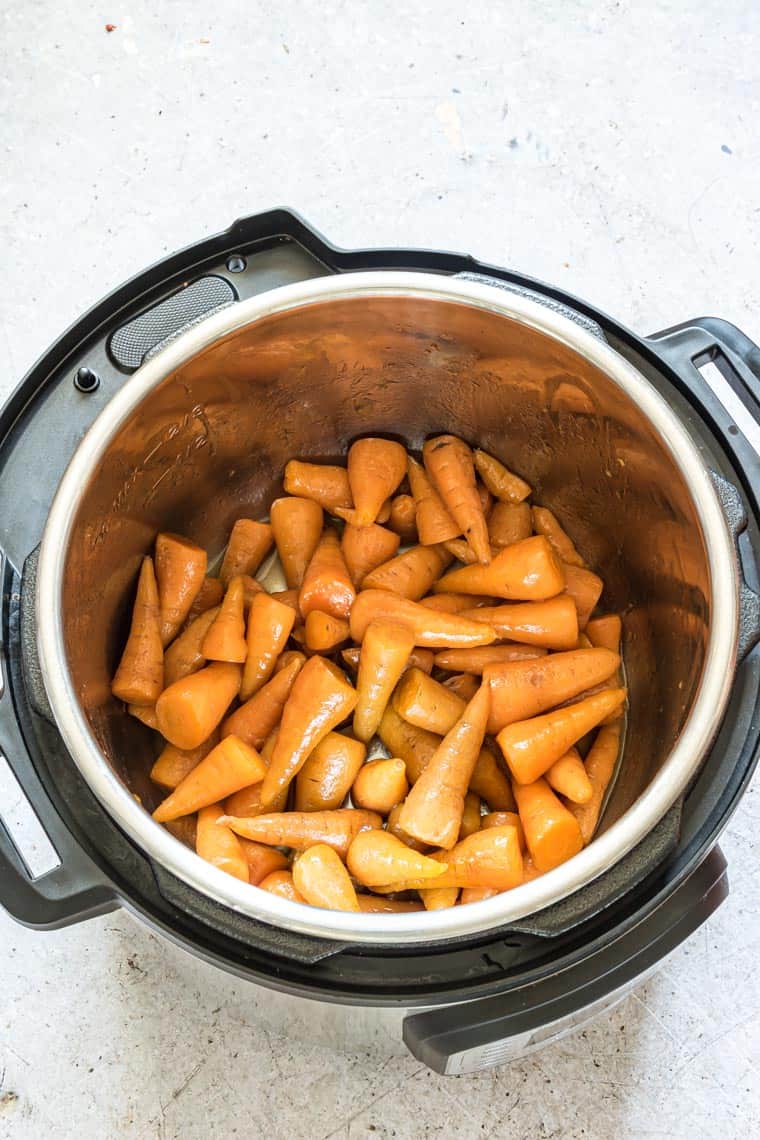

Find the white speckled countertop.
xmin=1 ymin=3 xmax=759 ymax=1136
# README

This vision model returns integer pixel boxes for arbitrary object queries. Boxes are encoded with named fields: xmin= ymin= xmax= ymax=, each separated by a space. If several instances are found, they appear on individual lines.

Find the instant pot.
xmin=1 ymin=210 xmax=759 ymax=1074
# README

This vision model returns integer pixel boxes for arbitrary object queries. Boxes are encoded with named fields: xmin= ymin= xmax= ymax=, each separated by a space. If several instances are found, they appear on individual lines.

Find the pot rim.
xmin=36 ymin=271 xmax=739 ymax=944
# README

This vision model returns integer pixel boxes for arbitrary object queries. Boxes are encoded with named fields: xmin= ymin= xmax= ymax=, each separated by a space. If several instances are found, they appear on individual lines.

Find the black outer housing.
xmin=1 ymin=211 xmax=759 ymax=1026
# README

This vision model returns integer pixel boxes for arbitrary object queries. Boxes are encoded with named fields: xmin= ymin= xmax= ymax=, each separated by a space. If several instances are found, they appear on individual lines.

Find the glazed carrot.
xmin=202 ymin=577 xmax=247 ymax=663
xmin=269 ymin=496 xmax=324 ymax=589
xmin=240 ymin=593 xmax=296 ymax=700
xmin=350 ymin=590 xmax=497 ymax=648
xmin=393 ymin=668 xmax=466 ymax=736
xmin=219 ymin=520 xmax=273 ymax=586
xmin=532 ymin=507 xmax=585 ymax=568
xmin=342 ymin=644 xmax=434 ymax=678
xmin=357 ymin=895 xmax=424 ymax=913
xmin=384 ymin=826 xmax=523 ymax=891
xmin=221 ymin=652 xmax=305 ymax=748
xmin=473 ymin=449 xmax=532 ymax=503
xmin=299 ymin=528 xmax=356 ymax=619
xmin=196 ymin=805 xmax=249 ymax=882
xmin=563 ymin=563 xmax=603 ymax=629
xmin=442 ymin=673 xmax=479 ymax=703
xmin=304 ymin=611 xmax=350 ymax=652
xmin=386 ymin=803 xmax=430 ymax=853
xmin=397 ymin=683 xmax=490 ymax=848
xmin=153 ymin=734 xmax=266 ymax=822
xmin=128 ymin=703 xmax=160 ymax=730
xmin=268 ymin=587 xmax=300 ymax=612
xmin=224 ymin=729 xmax=289 ymax=815
xmin=488 ymin=501 xmax=533 ymax=548
xmin=476 ymin=480 xmax=493 ymax=517
xmin=377 ymin=707 xmax=439 ymax=783
xmin=362 ymin=544 xmax=450 ymax=601
xmin=441 ymin=538 xmax=490 ymax=566
xmin=459 ymin=792 xmax=482 ymax=839
xmin=586 ymin=614 xmax=622 ymax=654
xmin=460 ymin=886 xmax=499 ymax=904
xmin=470 ymin=748 xmax=517 ymax=812
xmin=462 ymin=596 xmax=579 ymax=650
xmin=346 ymin=830 xmax=447 ymax=888
xmin=513 ymin=778 xmax=583 ymax=871
xmin=420 ymin=886 xmax=460 ymax=910
xmin=433 ymin=644 xmax=547 ymax=674
xmin=435 ymin=536 xmax=565 ymax=601
xmin=283 ymin=460 xmax=353 ymax=513
xmin=376 ymin=498 xmax=393 ymax=524
xmin=418 ymin=592 xmax=490 ymax=614
xmin=407 ymin=456 xmax=460 ymax=545
xmin=150 ymin=733 xmax=219 ymax=790
xmin=156 ymin=661 xmax=242 ymax=749
xmin=353 ymin=619 xmax=415 ymax=742
xmin=185 ymin=577 xmax=225 ymax=624
xmin=546 ymin=747 xmax=593 ymax=804
xmin=351 ymin=758 xmax=409 ymax=815
xmin=341 ymin=522 xmax=400 ymax=587
xmin=567 ymin=723 xmax=622 ymax=843
xmin=294 ymin=732 xmax=366 ymax=812
xmin=423 ymin=435 xmax=490 ymax=564
xmin=293 ymin=844 xmax=360 ymax=911
xmin=388 ymin=494 xmax=418 ymax=543
xmin=484 ymin=647 xmax=620 ymax=732
xmin=112 ymin=558 xmax=164 ymax=705
xmin=155 ymin=533 xmax=208 ymax=645
xmin=238 ymin=840 xmax=289 ymax=885
xmin=258 ymin=870 xmax=306 ymax=902
xmin=163 ymin=815 xmax=197 ymax=849
xmin=259 ymin=656 xmax=358 ymax=806
xmin=496 ymin=688 xmax=627 ymax=785
xmin=224 ymin=809 xmax=382 ymax=858
xmin=239 ymin=575 xmax=267 ymax=611
xmin=482 ymin=810 xmax=526 ymax=850
xmin=522 ymin=853 xmax=541 ymax=881
xmin=164 ymin=606 xmax=220 ymax=687
xmin=335 ymin=438 xmax=407 ymax=528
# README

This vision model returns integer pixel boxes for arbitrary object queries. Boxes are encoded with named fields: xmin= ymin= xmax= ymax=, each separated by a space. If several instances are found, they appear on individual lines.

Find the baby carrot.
xmin=386 ymin=803 xmax=430 ymax=853
xmin=283 ymin=460 xmax=353 ymax=513
xmin=224 ymin=729 xmax=289 ymax=816
xmin=376 ymin=498 xmax=393 ymax=524
xmin=111 ymin=557 xmax=164 ymax=706
xmin=351 ymin=758 xmax=409 ymax=815
xmin=407 ymin=456 xmax=460 ymax=545
xmin=441 ymin=538 xmax=489 ymax=566
xmin=460 ymin=886 xmax=500 ymax=904
xmin=304 ymin=611 xmax=350 ymax=652
xmin=238 ymin=575 xmax=266 ymax=611
xmin=294 ymin=731 xmax=367 ymax=812
xmin=398 ymin=683 xmax=490 ymax=848
xmin=336 ymin=438 xmax=407 ymax=528
xmin=586 ymin=614 xmax=622 ymax=654
xmin=342 ymin=644 xmax=433 ymax=678
xmin=150 ymin=732 xmax=219 ymax=790
xmin=362 ymin=544 xmax=450 ymax=600
xmin=393 ymin=668 xmax=465 ymax=736
xmin=163 ymin=606 xmax=219 ymax=687
xmin=522 ymin=854 xmax=541 ymax=881
xmin=388 ymin=494 xmax=418 ymax=543
xmin=435 ymin=536 xmax=565 ymax=601
xmin=546 ymin=747 xmax=593 ymax=804
xmin=196 ymin=804 xmax=250 ymax=882
xmin=461 ymin=596 xmax=579 ymax=650
xmin=488 ymin=502 xmax=532 ymax=548
xmin=155 ymin=533 xmax=208 ymax=645
xmin=202 ymin=577 xmax=247 ymax=663
xmin=240 ymin=593 xmax=296 ymax=700
xmin=163 ymin=815 xmax=197 ymax=850
xmin=443 ymin=673 xmax=479 ymax=702
xmin=473 ymin=449 xmax=532 ymax=503
xmin=221 ymin=652 xmax=305 ymax=748
xmin=185 ymin=577 xmax=225 ymax=624
xmin=219 ymin=519 xmax=273 ymax=586
xmin=532 ymin=507 xmax=586 ymax=568
xmin=423 ymin=435 xmax=490 ymax=565
xmin=269 ymin=496 xmax=324 ymax=589
xmin=420 ymin=886 xmax=460 ymax=910
xmin=293 ymin=845 xmax=361 ymax=911
xmin=482 ymin=810 xmax=525 ymax=850
xmin=224 ymin=809 xmax=382 ymax=858
xmin=385 ymin=826 xmax=523 ymax=891
xmin=259 ymin=655 xmax=358 ymax=806
xmin=377 ymin=707 xmax=439 ymax=783
xmin=484 ymin=647 xmax=620 ymax=732
xmin=341 ymin=522 xmax=400 ymax=586
xmin=128 ymin=703 xmax=159 ymax=730
xmin=357 ymin=895 xmax=424 ymax=913
xmin=513 ymin=778 xmax=583 ymax=872
xmin=459 ymin=792 xmax=482 ymax=839
xmin=353 ymin=619 xmax=415 ymax=742
xmin=350 ymin=590 xmax=497 ymax=648
xmin=567 ymin=723 xmax=622 ymax=843
xmin=238 ymin=840 xmax=289 ymax=885
xmin=418 ymin=592 xmax=490 ymax=614
xmin=563 ymin=564 xmax=603 ymax=629
xmin=153 ymin=734 xmax=266 ymax=822
xmin=433 ymin=644 xmax=547 ymax=674
xmin=469 ymin=748 xmax=517 ymax=812
xmin=346 ymin=830 xmax=447 ymax=888
xmin=476 ymin=481 xmax=493 ymax=518
xmin=156 ymin=661 xmax=242 ymax=749
xmin=258 ymin=870 xmax=306 ymax=902
xmin=299 ymin=527 xmax=356 ymax=619
xmin=496 ymin=688 xmax=627 ymax=785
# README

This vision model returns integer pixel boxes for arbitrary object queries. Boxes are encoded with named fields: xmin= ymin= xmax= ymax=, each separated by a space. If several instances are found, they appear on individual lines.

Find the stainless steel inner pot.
xmin=35 ymin=272 xmax=738 ymax=944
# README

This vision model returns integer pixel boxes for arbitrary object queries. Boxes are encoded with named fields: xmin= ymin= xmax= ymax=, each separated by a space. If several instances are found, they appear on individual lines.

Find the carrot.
xmin=111 ymin=557 xmax=164 ymax=705
xmin=442 ymin=673 xmax=479 ymax=703
xmin=513 ymin=778 xmax=583 ymax=871
xmin=196 ymin=804 xmax=249 ymax=882
xmin=563 ymin=563 xmax=603 ymax=629
xmin=435 ymin=536 xmax=565 ymax=601
xmin=376 ymin=498 xmax=393 ymax=524
xmin=202 ymin=577 xmax=247 ymax=663
xmin=346 ymin=830 xmax=447 ymax=888
xmin=393 ymin=668 xmax=466 ymax=736
xmin=153 ymin=734 xmax=266 ymax=822
xmin=155 ymin=533 xmax=207 ymax=645
xmin=460 ymin=887 xmax=500 ymax=904
xmin=586 ymin=614 xmax=622 ymax=654
xmin=407 ymin=456 xmax=460 ymax=545
xmin=351 ymin=758 xmax=409 ymax=815
xmin=238 ymin=840 xmax=289 ymax=885
xmin=150 ymin=732 xmax=219 ymax=790
xmin=388 ymin=494 xmax=418 ymax=543
xmin=482 ymin=810 xmax=525 ymax=850
xmin=418 ymin=593 xmax=491 ymax=614
xmin=299 ymin=527 xmax=356 ymax=619
xmin=335 ymin=438 xmax=407 ymax=528
xmin=362 ymin=544 xmax=450 ymax=601
xmin=473 ymin=449 xmax=532 ymax=503
xmin=377 ymin=707 xmax=439 ymax=783
xmin=546 ymin=747 xmax=593 ymax=804
xmin=461 ymin=596 xmax=579 ymax=650
xmin=397 ymin=683 xmax=490 ymax=848
xmin=433 ymin=644 xmax=547 ymax=674
xmin=357 ymin=895 xmax=424 ymax=913
xmin=294 ymin=732 xmax=366 ymax=812
xmin=258 ymin=870 xmax=306 ymax=902
xmin=423 ymin=435 xmax=490 ymax=565
xmin=224 ymin=809 xmax=382 ymax=858
xmin=224 ymin=729 xmax=289 ymax=816
xmin=341 ymin=522 xmax=400 ymax=587
xmin=163 ymin=815 xmax=197 ymax=849
xmin=385 ymin=803 xmax=430 ymax=853
xmin=383 ymin=826 xmax=523 ymax=891
xmin=354 ymin=620 xmax=415 ymax=742
xmin=567 ymin=723 xmax=622 ymax=843
xmin=532 ymin=507 xmax=585 ymax=568
xmin=259 ymin=655 xmax=358 ymax=806
xmin=221 ymin=652 xmax=305 ymax=749
xmin=156 ymin=661 xmax=242 ymax=749
xmin=342 ymin=644 xmax=433 ymax=678
xmin=163 ymin=606 xmax=219 ymax=687
xmin=269 ymin=496 xmax=324 ymax=589
xmin=304 ymin=611 xmax=350 ymax=652
xmin=219 ymin=520 xmax=273 ymax=586
xmin=128 ymin=703 xmax=159 ymax=730
xmin=470 ymin=747 xmax=517 ymax=812
xmin=185 ymin=577 xmax=225 ymax=624
xmin=283 ymin=460 xmax=353 ymax=513
xmin=484 ymin=647 xmax=620 ymax=732
xmin=488 ymin=501 xmax=533 ymax=549
xmin=420 ymin=886 xmax=460 ymax=910
xmin=441 ymin=538 xmax=489 ymax=566
xmin=240 ymin=593 xmax=296 ymax=700
xmin=292 ymin=844 xmax=360 ymax=911
xmin=459 ymin=792 xmax=482 ymax=839
xmin=496 ymin=688 xmax=627 ymax=784
xmin=476 ymin=481 xmax=493 ymax=517
xmin=350 ymin=590 xmax=497 ymax=648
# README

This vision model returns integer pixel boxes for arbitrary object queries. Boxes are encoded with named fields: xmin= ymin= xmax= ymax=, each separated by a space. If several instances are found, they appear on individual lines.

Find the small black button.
xmin=74 ymin=367 xmax=100 ymax=393
xmin=226 ymin=254 xmax=247 ymax=273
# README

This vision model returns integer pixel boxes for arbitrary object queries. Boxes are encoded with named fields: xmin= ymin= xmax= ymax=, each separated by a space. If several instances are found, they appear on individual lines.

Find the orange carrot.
xmin=269 ymin=496 xmax=324 ymax=589
xmin=567 ymin=723 xmax=622 ymax=843
xmin=353 ymin=620 xmax=415 ymax=742
xmin=224 ymin=729 xmax=289 ymax=816
xmin=342 ymin=644 xmax=433 ymax=678
xmin=259 ymin=656 xmax=358 ymax=806
xmin=383 ymin=826 xmax=523 ymax=891
xmin=532 ymin=507 xmax=585 ymax=568
xmin=156 ymin=661 xmax=241 ymax=749
xmin=377 ymin=706 xmax=439 ymax=783
xmin=460 ymin=886 xmax=500 ymax=904
xmin=441 ymin=538 xmax=491 ymax=566
xmin=153 ymin=734 xmax=266 ymax=822
xmin=292 ymin=845 xmax=360 ymax=911
xmin=546 ymin=747 xmax=593 ymax=804
xmin=346 ymin=830 xmax=447 ymax=888
xmin=407 ymin=456 xmax=460 ymax=545
xmin=470 ymin=748 xmax=517 ymax=812
xmin=351 ymin=758 xmax=409 ymax=815
xmin=239 ymin=574 xmax=266 ymax=611
xmin=150 ymin=733 xmax=219 ymax=790
xmin=304 ymin=611 xmax=350 ymax=652
xmin=163 ymin=815 xmax=197 ymax=849
xmin=350 ymin=590 xmax=497 ymax=648
xmin=163 ymin=606 xmax=219 ymax=687
xmin=196 ymin=804 xmax=250 ymax=882
xmin=433 ymin=644 xmax=547 ymax=674
xmin=459 ymin=792 xmax=482 ymax=839
xmin=473 ymin=449 xmax=532 ymax=503
xmin=397 ymin=683 xmax=490 ymax=848
xmin=240 ymin=592 xmax=296 ymax=700
xmin=357 ymin=895 xmax=424 ymax=913
xmin=442 ymin=673 xmax=479 ymax=703
xmin=388 ymin=494 xmax=418 ymax=543
xmin=185 ymin=577 xmax=225 ymax=624
xmin=294 ymin=731 xmax=367 ymax=812
xmin=335 ymin=438 xmax=407 ymax=528
xmin=522 ymin=854 xmax=541 ymax=881
xmin=128 ymin=704 xmax=159 ymax=730
xmin=299 ymin=527 xmax=356 ymax=619
xmin=435 ymin=536 xmax=565 ymax=601
xmin=221 ymin=652 xmax=305 ymax=749
xmin=376 ymin=498 xmax=393 ymax=524
xmin=202 ymin=577 xmax=247 ymax=663
xmin=419 ymin=886 xmax=460 ymax=910
xmin=362 ymin=544 xmax=450 ymax=601
xmin=224 ymin=809 xmax=382 ymax=858
xmin=513 ymin=778 xmax=583 ymax=871
xmin=586 ymin=614 xmax=622 ymax=654
xmin=219 ymin=519 xmax=273 ymax=586
xmin=476 ymin=481 xmax=493 ymax=518
xmin=488 ymin=501 xmax=533 ymax=549
xmin=482 ymin=810 xmax=525 ymax=850
xmin=258 ymin=870 xmax=306 ymax=902
xmin=461 ymin=596 xmax=579 ymax=650
xmin=111 ymin=557 xmax=164 ymax=705
xmin=283 ymin=460 xmax=353 ymax=513
xmin=496 ymin=688 xmax=627 ymax=784
xmin=423 ymin=435 xmax=490 ymax=564
xmin=238 ymin=839 xmax=289 ymax=885
xmin=563 ymin=563 xmax=603 ymax=629
xmin=484 ymin=647 xmax=620 ymax=732
xmin=418 ymin=592 xmax=491 ymax=614
xmin=393 ymin=668 xmax=465 ymax=736
xmin=341 ymin=522 xmax=400 ymax=587
xmin=155 ymin=533 xmax=207 ymax=646
xmin=386 ymin=803 xmax=430 ymax=853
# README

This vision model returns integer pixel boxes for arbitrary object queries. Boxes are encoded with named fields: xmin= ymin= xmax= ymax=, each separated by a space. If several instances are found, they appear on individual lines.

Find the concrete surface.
xmin=1 ymin=1 xmax=759 ymax=1137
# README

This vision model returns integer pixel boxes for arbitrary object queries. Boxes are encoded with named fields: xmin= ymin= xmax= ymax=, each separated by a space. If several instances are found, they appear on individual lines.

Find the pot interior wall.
xmin=61 ymin=295 xmax=710 ymax=831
